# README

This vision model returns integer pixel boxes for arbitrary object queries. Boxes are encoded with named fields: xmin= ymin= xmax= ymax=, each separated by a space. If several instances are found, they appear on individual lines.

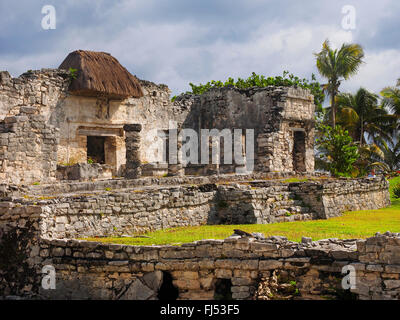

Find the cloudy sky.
xmin=1 ymin=0 xmax=399 ymax=97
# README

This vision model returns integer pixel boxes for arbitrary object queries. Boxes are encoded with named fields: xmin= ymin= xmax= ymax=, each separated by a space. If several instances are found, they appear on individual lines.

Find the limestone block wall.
xmin=0 ymin=68 xmax=191 ymax=178
xmin=0 ymin=177 xmax=393 ymax=300
xmin=38 ymin=185 xmax=217 ymax=239
xmin=2 ymin=209 xmax=400 ymax=301
xmin=50 ymin=79 xmax=189 ymax=173
xmin=33 ymin=232 xmax=400 ymax=300
xmin=0 ymin=110 xmax=59 ymax=185
xmin=0 ymin=203 xmax=43 ymax=297
xmin=176 ymin=86 xmax=315 ymax=174
xmin=215 ymin=184 xmax=314 ymax=225
xmin=290 ymin=177 xmax=391 ymax=219
xmin=0 ymin=177 xmax=390 ymax=240
xmin=283 ymin=88 xmax=315 ymax=121
xmin=56 ymin=163 xmax=113 ymax=181
xmin=35 ymin=183 xmax=314 ymax=239
xmin=0 ymin=69 xmax=69 ymax=121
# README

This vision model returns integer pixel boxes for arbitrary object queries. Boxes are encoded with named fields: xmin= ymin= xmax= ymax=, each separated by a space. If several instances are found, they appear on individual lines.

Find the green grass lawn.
xmin=83 ymin=177 xmax=400 ymax=245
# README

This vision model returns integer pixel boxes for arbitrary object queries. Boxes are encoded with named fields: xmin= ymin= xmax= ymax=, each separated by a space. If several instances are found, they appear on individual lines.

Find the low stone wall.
xmin=8 ymin=171 xmax=307 ymax=197
xmin=40 ymin=185 xmax=216 ymax=238
xmin=0 ymin=175 xmax=392 ymax=299
xmin=0 ymin=203 xmax=43 ymax=297
xmin=289 ymin=177 xmax=391 ymax=219
xmin=2 ymin=221 xmax=400 ymax=300
xmin=215 ymin=184 xmax=314 ymax=225
xmin=0 ymin=185 xmax=398 ymax=300
xmin=0 ymin=177 xmax=390 ymax=239
xmin=38 ymin=183 xmax=314 ymax=239
xmin=56 ymin=163 xmax=113 ymax=181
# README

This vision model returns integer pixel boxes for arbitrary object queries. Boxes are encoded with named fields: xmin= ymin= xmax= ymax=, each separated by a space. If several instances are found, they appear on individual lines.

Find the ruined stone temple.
xmin=0 ymin=51 xmax=396 ymax=301
xmin=0 ymin=50 xmax=315 ymax=185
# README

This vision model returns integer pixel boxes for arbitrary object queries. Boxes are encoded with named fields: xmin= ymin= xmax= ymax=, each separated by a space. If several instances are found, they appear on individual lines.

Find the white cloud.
xmin=342 ymin=49 xmax=400 ymax=94
xmin=1 ymin=0 xmax=399 ymax=99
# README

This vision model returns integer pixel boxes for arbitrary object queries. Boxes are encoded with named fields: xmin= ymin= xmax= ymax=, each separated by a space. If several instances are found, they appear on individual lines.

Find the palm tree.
xmin=315 ymin=40 xmax=365 ymax=127
xmin=381 ymin=85 xmax=400 ymax=120
xmin=335 ymin=88 xmax=395 ymax=145
xmin=366 ymin=136 xmax=400 ymax=172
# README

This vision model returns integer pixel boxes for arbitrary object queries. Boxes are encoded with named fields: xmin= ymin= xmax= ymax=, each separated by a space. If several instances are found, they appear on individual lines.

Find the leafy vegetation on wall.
xmin=173 ymin=71 xmax=325 ymax=114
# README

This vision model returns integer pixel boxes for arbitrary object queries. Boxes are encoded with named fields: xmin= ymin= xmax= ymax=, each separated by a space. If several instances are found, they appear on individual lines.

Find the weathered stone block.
xmin=259 ymin=260 xmax=283 ymax=270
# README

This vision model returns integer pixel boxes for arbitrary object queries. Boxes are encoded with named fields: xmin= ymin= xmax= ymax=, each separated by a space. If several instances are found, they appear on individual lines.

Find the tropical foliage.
xmin=173 ymin=71 xmax=325 ymax=113
xmin=314 ymin=39 xmax=400 ymax=177
xmin=381 ymin=85 xmax=400 ymax=126
xmin=393 ymin=183 xmax=400 ymax=199
xmin=335 ymin=88 xmax=395 ymax=145
xmin=315 ymin=125 xmax=359 ymax=177
xmin=315 ymin=40 xmax=365 ymax=127
xmin=368 ymin=137 xmax=400 ymax=172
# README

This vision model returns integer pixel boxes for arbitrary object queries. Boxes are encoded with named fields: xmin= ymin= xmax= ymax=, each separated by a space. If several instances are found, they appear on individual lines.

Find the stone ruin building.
xmin=0 ymin=51 xmax=396 ymax=301
xmin=0 ymin=50 xmax=315 ymax=185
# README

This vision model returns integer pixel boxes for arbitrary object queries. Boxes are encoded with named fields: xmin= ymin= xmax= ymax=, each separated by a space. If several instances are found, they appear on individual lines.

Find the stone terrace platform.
xmin=0 ymin=175 xmax=391 ymax=238
xmin=0 ymin=174 xmax=394 ymax=300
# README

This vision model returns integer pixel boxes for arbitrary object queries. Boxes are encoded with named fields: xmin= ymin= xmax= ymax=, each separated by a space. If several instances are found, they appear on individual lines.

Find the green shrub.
xmin=393 ymin=183 xmax=400 ymax=199
xmin=316 ymin=125 xmax=359 ymax=177
xmin=173 ymin=71 xmax=324 ymax=113
xmin=68 ymin=68 xmax=78 ymax=80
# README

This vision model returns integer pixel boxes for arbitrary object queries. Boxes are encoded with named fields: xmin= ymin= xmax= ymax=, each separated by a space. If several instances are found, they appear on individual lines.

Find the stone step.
xmin=271 ymin=199 xmax=304 ymax=208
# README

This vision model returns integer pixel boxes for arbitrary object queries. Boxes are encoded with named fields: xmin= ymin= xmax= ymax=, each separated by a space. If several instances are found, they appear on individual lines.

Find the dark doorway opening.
xmin=293 ymin=131 xmax=306 ymax=172
xmin=214 ymin=279 xmax=233 ymax=300
xmin=87 ymin=136 xmax=106 ymax=164
xmin=158 ymin=272 xmax=179 ymax=300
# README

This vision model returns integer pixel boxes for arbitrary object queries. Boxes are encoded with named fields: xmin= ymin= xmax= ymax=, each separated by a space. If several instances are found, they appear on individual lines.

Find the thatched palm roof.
xmin=59 ymin=50 xmax=143 ymax=99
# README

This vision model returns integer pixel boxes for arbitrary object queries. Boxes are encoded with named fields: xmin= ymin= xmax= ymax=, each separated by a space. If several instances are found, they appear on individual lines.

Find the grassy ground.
xmin=83 ymin=177 xmax=400 ymax=245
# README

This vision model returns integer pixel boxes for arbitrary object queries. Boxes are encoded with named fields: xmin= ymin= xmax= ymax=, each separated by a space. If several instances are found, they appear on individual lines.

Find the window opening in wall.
xmin=214 ymin=279 xmax=233 ymax=300
xmin=293 ymin=130 xmax=306 ymax=172
xmin=87 ymin=136 xmax=106 ymax=164
xmin=157 ymin=272 xmax=179 ymax=300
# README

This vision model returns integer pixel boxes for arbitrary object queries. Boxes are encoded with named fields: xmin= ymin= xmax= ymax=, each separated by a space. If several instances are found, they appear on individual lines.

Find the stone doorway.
xmin=87 ymin=136 xmax=106 ymax=164
xmin=293 ymin=130 xmax=306 ymax=172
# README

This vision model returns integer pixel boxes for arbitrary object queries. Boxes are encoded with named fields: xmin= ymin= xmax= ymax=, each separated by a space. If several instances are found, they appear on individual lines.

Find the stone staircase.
xmin=266 ymin=191 xmax=315 ymax=224
xmin=215 ymin=186 xmax=317 ymax=225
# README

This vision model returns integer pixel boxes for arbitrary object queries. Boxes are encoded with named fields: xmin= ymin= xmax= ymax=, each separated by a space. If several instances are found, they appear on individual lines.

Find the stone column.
xmin=234 ymin=133 xmax=247 ymax=174
xmin=168 ymin=129 xmax=184 ymax=176
xmin=206 ymin=137 xmax=220 ymax=175
xmin=124 ymin=124 xmax=142 ymax=179
xmin=256 ymin=133 xmax=273 ymax=172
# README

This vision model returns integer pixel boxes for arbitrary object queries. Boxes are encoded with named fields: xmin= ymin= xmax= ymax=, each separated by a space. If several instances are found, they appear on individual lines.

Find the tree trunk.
xmin=331 ymin=91 xmax=336 ymax=128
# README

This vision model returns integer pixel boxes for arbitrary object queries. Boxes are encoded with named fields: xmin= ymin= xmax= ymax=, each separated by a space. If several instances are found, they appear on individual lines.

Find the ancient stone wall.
xmin=0 ymin=203 xmax=43 ymax=297
xmin=0 ymin=68 xmax=190 ymax=178
xmin=0 ymin=177 xmax=390 ymax=240
xmin=49 ymin=79 xmax=189 ymax=175
xmin=214 ymin=184 xmax=314 ymax=225
xmin=0 ymin=69 xmax=69 ymax=121
xmin=0 ymin=110 xmax=59 ymax=185
xmin=290 ymin=177 xmax=391 ymax=219
xmin=176 ymin=86 xmax=315 ymax=174
xmin=56 ymin=163 xmax=113 ymax=181
xmin=39 ymin=185 xmax=216 ymax=239
xmin=2 ymin=211 xmax=400 ymax=300
xmin=0 ymin=175 xmax=394 ymax=300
